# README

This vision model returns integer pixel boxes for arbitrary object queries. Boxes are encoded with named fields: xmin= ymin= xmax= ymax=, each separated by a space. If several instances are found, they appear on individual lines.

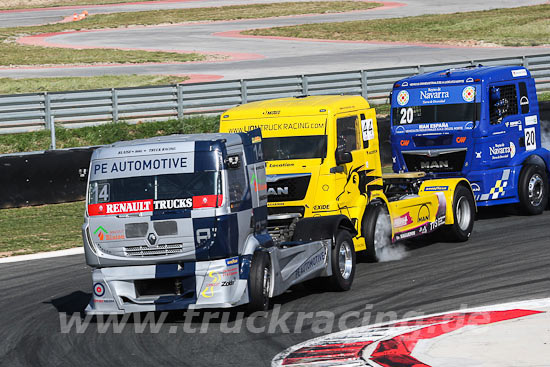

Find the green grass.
xmin=0 ymin=115 xmax=219 ymax=154
xmin=245 ymin=4 xmax=550 ymax=47
xmin=0 ymin=2 xmax=381 ymax=67
xmin=0 ymin=74 xmax=188 ymax=94
xmin=0 ymin=201 xmax=84 ymax=256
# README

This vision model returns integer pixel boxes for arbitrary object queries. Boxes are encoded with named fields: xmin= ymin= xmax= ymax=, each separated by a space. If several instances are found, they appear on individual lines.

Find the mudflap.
xmin=268 ymin=239 xmax=332 ymax=298
xmin=85 ymin=257 xmax=249 ymax=315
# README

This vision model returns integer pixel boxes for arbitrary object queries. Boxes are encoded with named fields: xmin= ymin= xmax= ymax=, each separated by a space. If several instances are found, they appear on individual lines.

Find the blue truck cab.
xmin=390 ymin=66 xmax=549 ymax=214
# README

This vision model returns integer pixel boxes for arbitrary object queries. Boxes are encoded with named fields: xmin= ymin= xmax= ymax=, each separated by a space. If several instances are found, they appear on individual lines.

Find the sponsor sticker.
xmin=489 ymin=142 xmax=515 ymax=160
xmin=88 ymin=199 xmax=153 ymax=216
xmin=512 ymin=69 xmax=528 ymax=77
xmin=424 ymin=186 xmax=449 ymax=191
xmin=462 ymin=86 xmax=476 ymax=102
xmin=397 ymin=90 xmax=409 ymax=106
xmin=393 ymin=212 xmax=413 ymax=228
xmin=471 ymin=183 xmax=481 ymax=192
xmin=154 ymin=198 xmax=192 ymax=210
xmin=225 ymin=257 xmax=239 ymax=266
xmin=295 ymin=251 xmax=326 ymax=279
xmin=93 ymin=283 xmax=105 ymax=297
xmin=525 ymin=115 xmax=538 ymax=126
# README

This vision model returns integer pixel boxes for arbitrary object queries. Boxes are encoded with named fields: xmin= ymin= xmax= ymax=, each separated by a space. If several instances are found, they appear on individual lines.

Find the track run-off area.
xmin=0 ymin=0 xmax=548 ymax=80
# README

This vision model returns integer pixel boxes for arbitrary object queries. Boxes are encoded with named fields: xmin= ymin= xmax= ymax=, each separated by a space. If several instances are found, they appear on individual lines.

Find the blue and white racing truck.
xmin=390 ymin=65 xmax=550 ymax=214
xmin=83 ymin=131 xmax=356 ymax=314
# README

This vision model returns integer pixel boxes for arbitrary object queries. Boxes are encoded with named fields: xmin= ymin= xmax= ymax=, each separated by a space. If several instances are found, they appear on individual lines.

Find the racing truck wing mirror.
xmin=335 ymin=148 xmax=353 ymax=165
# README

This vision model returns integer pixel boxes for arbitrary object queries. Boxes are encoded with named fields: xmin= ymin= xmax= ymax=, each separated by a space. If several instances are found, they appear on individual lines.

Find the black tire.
xmin=362 ymin=204 xmax=391 ymax=262
xmin=328 ymin=230 xmax=356 ymax=291
xmin=444 ymin=185 xmax=475 ymax=242
xmin=517 ymin=164 xmax=548 ymax=215
xmin=247 ymin=251 xmax=271 ymax=312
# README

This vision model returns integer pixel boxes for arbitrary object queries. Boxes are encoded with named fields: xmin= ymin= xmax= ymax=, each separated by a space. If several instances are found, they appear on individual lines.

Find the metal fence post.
xmin=49 ymin=115 xmax=56 ymax=150
xmin=241 ymin=79 xmax=248 ymax=104
xmin=177 ymin=83 xmax=184 ymax=120
xmin=112 ymin=88 xmax=119 ymax=123
xmin=44 ymin=92 xmax=51 ymax=130
xmin=522 ymin=55 xmax=529 ymax=68
xmin=361 ymin=70 xmax=368 ymax=99
xmin=301 ymin=75 xmax=309 ymax=95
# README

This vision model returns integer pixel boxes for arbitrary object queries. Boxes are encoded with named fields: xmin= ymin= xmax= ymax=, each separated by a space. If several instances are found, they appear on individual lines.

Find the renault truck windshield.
xmin=88 ymin=171 xmax=219 ymax=205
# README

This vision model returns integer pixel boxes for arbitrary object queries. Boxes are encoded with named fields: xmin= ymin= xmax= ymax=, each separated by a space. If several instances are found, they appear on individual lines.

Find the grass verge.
xmin=0 ymin=115 xmax=219 ymax=154
xmin=0 ymin=74 xmax=188 ymax=94
xmin=0 ymin=2 xmax=381 ymax=66
xmin=244 ymin=4 xmax=550 ymax=47
xmin=0 ymin=201 xmax=84 ymax=257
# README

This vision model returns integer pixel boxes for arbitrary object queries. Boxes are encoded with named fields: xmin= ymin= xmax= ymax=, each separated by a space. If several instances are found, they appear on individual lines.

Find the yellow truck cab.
xmin=220 ymin=95 xmax=475 ymax=261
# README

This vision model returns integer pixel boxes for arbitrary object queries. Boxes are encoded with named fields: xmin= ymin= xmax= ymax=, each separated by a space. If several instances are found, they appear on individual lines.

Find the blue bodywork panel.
xmin=390 ymin=66 xmax=550 ymax=206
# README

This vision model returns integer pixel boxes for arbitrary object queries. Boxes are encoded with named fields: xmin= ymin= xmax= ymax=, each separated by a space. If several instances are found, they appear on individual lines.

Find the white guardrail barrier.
xmin=1 ymin=54 xmax=549 ymax=140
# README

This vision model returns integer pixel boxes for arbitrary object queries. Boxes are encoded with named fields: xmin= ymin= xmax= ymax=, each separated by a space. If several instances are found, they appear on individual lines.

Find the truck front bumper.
xmin=85 ymin=257 xmax=249 ymax=315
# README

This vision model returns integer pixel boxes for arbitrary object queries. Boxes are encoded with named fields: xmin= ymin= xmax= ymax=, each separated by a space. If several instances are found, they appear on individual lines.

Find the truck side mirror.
xmin=335 ymin=149 xmax=352 ymax=165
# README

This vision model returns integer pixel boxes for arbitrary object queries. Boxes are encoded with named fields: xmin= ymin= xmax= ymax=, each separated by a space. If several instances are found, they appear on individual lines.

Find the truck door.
xmin=334 ymin=113 xmax=368 ymax=220
xmin=483 ymin=83 xmax=523 ymax=167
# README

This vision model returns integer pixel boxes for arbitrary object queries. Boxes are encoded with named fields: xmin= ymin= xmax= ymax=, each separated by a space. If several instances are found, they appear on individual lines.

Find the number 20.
xmin=400 ymin=108 xmax=414 ymax=124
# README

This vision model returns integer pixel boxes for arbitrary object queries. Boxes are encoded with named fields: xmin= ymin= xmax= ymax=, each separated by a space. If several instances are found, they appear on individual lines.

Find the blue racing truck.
xmin=390 ymin=65 xmax=550 ymax=214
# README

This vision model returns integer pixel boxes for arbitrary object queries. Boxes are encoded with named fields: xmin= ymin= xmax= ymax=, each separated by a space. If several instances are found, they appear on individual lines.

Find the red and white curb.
xmin=272 ymin=298 xmax=550 ymax=366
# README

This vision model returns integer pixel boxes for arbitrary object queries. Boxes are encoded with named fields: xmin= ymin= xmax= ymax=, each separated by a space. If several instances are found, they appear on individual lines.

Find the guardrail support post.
xmin=112 ymin=88 xmax=119 ymax=123
xmin=301 ymin=75 xmax=308 ymax=95
xmin=49 ymin=115 xmax=56 ymax=150
xmin=44 ymin=92 xmax=51 ymax=131
xmin=361 ymin=70 xmax=368 ymax=98
xmin=522 ymin=56 xmax=529 ymax=68
xmin=241 ymin=79 xmax=248 ymax=104
xmin=177 ymin=84 xmax=184 ymax=120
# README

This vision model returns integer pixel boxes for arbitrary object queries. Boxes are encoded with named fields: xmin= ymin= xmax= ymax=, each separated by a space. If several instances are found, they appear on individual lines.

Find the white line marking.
xmin=0 ymin=247 xmax=83 ymax=263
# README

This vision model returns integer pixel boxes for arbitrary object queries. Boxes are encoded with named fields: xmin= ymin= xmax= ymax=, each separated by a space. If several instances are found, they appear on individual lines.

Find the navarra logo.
xmin=462 ymin=86 xmax=476 ymax=102
xmin=397 ymin=90 xmax=409 ymax=106
xmin=94 ymin=226 xmax=108 ymax=241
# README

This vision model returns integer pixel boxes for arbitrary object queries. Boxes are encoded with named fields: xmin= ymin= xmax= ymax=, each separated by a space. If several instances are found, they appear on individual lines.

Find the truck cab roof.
xmin=92 ymin=133 xmax=248 ymax=160
xmin=394 ymin=66 xmax=532 ymax=87
xmin=222 ymin=95 xmax=371 ymax=119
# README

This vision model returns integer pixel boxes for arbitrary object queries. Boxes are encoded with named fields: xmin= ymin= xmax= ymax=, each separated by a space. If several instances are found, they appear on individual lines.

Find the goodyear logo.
xmin=225 ymin=257 xmax=239 ymax=266
xmin=424 ymin=186 xmax=449 ymax=191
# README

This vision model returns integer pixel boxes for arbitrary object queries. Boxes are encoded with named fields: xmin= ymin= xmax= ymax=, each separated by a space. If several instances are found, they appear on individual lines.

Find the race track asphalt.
xmin=1 ymin=209 xmax=549 ymax=366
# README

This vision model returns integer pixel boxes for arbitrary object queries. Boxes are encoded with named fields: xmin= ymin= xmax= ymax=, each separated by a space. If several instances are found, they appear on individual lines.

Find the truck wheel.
xmin=444 ymin=185 xmax=475 ymax=242
xmin=248 ymin=251 xmax=271 ymax=312
xmin=518 ymin=164 xmax=548 ymax=215
xmin=328 ymin=230 xmax=356 ymax=291
xmin=363 ymin=205 xmax=391 ymax=262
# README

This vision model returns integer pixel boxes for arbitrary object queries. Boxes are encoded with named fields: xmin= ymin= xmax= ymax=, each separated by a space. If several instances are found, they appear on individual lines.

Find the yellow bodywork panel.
xmin=220 ymin=96 xmax=470 ymax=252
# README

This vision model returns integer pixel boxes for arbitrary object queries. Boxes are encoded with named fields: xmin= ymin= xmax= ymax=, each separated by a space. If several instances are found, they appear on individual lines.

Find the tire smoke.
xmin=375 ymin=212 xmax=408 ymax=262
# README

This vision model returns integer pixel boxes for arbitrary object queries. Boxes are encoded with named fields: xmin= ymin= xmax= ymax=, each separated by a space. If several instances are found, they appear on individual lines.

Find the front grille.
xmin=124 ymin=243 xmax=184 ymax=257
xmin=403 ymin=150 xmax=466 ymax=173
xmin=267 ymin=176 xmax=310 ymax=202
xmin=412 ymin=135 xmax=453 ymax=147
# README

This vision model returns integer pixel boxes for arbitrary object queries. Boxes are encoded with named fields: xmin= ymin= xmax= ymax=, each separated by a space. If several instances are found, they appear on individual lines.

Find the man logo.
xmin=420 ymin=160 xmax=449 ymax=170
xmin=268 ymin=187 xmax=289 ymax=196
xmin=418 ymin=204 xmax=430 ymax=222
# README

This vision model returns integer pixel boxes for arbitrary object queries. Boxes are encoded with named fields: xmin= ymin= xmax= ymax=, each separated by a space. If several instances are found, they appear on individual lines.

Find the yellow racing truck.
xmin=220 ymin=95 xmax=475 ymax=261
